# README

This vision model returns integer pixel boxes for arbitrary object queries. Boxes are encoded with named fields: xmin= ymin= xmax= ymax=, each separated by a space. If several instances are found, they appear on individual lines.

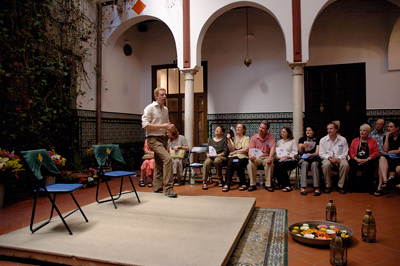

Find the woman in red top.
xmin=348 ymin=124 xmax=379 ymax=194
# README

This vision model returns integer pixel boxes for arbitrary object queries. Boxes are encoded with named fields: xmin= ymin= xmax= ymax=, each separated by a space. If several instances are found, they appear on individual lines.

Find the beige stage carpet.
xmin=0 ymin=192 xmax=255 ymax=266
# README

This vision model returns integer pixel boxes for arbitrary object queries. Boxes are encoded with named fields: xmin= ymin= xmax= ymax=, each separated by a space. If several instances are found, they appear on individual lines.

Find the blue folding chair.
xmin=21 ymin=149 xmax=88 ymax=235
xmin=93 ymin=144 xmax=140 ymax=209
xmin=183 ymin=146 xmax=207 ymax=184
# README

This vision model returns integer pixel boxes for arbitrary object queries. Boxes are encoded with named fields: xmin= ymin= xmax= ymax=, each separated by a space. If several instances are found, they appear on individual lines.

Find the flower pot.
xmin=0 ymin=183 xmax=4 ymax=209
xmin=45 ymin=175 xmax=56 ymax=186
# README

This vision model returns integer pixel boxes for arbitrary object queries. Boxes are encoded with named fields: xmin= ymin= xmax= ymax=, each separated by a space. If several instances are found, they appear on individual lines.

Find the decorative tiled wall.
xmin=207 ymin=109 xmax=400 ymax=139
xmin=366 ymin=109 xmax=400 ymax=126
xmin=77 ymin=110 xmax=144 ymax=156
xmin=77 ymin=109 xmax=400 ymax=155
xmin=207 ymin=112 xmax=294 ymax=140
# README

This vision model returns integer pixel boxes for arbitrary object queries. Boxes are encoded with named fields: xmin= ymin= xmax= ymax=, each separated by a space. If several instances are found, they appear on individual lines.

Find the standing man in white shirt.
xmin=142 ymin=88 xmax=177 ymax=198
xmin=319 ymin=122 xmax=350 ymax=194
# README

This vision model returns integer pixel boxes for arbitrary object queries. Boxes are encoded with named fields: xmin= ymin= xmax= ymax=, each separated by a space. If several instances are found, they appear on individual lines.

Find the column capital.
xmin=288 ymin=62 xmax=306 ymax=75
xmin=180 ymin=68 xmax=198 ymax=75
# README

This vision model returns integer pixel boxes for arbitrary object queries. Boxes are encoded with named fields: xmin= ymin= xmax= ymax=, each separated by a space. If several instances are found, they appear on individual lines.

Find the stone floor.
xmin=1 ymin=174 xmax=400 ymax=265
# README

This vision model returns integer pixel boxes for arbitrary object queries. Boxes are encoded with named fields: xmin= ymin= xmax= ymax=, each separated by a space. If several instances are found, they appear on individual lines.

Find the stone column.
xmin=290 ymin=62 xmax=306 ymax=141
xmin=180 ymin=69 xmax=197 ymax=151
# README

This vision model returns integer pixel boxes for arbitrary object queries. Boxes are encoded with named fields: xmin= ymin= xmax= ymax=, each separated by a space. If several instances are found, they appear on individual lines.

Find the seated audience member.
xmin=348 ymin=124 xmax=379 ymax=194
xmin=396 ymin=165 xmax=400 ymax=189
xmin=319 ymin=121 xmax=350 ymax=194
xmin=274 ymin=127 xmax=298 ymax=192
xmin=140 ymin=139 xmax=154 ymax=187
xmin=166 ymin=126 xmax=189 ymax=186
xmin=222 ymin=123 xmax=250 ymax=192
xmin=369 ymin=118 xmax=393 ymax=181
xmin=298 ymin=125 xmax=321 ymax=196
xmin=333 ymin=120 xmax=341 ymax=135
xmin=369 ymin=118 xmax=386 ymax=154
xmin=202 ymin=126 xmax=228 ymax=190
xmin=247 ymin=121 xmax=276 ymax=192
xmin=375 ymin=120 xmax=400 ymax=196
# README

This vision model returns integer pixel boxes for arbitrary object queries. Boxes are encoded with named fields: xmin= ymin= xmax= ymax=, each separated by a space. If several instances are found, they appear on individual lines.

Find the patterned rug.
xmin=228 ymin=208 xmax=288 ymax=266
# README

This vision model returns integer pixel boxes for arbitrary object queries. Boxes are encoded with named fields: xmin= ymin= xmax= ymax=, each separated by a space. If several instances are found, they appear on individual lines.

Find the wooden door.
xmin=152 ymin=62 xmax=208 ymax=146
xmin=304 ymin=63 xmax=366 ymax=142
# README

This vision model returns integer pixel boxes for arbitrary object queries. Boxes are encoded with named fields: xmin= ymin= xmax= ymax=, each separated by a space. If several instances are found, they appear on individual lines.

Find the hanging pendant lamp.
xmin=244 ymin=8 xmax=252 ymax=67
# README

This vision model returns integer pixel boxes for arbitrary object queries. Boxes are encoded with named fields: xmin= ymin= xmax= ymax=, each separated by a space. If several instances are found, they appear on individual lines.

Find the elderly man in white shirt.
xmin=319 ymin=122 xmax=350 ymax=194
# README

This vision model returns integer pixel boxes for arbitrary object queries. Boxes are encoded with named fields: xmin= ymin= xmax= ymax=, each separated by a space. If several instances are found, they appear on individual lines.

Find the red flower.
xmin=16 ymin=106 xmax=22 ymax=114
xmin=21 ymin=29 xmax=26 ymax=33
xmin=13 ymin=62 xmax=19 ymax=67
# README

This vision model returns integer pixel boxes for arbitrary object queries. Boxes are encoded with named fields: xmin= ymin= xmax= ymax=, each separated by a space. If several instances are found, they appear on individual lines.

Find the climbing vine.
xmin=0 ymin=0 xmax=96 ymax=156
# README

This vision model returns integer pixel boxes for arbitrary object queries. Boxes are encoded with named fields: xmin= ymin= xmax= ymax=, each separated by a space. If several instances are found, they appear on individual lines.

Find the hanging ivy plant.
xmin=0 ymin=0 xmax=97 ymax=155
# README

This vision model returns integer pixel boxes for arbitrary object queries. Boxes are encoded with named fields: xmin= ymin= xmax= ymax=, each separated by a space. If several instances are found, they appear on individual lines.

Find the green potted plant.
xmin=0 ymin=149 xmax=24 ymax=208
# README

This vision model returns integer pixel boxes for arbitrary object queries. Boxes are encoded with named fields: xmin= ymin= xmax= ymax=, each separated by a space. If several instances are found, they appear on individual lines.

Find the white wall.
xmin=202 ymin=7 xmax=292 ymax=114
xmin=82 ymin=0 xmax=400 ymax=116
xmin=101 ymin=21 xmax=177 ymax=114
xmin=76 ymin=1 xmax=98 ymax=111
xmin=101 ymin=27 xmax=143 ymax=114
xmin=137 ymin=22 xmax=178 ymax=111
xmin=307 ymin=0 xmax=400 ymax=110
xmin=190 ymin=0 xmax=293 ymax=68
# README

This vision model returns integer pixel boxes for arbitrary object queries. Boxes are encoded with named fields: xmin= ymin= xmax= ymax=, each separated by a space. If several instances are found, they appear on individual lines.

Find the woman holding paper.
xmin=274 ymin=127 xmax=298 ymax=192
xmin=202 ymin=126 xmax=229 ymax=190
xmin=166 ymin=126 xmax=190 ymax=186
xmin=298 ymin=125 xmax=321 ymax=196
xmin=222 ymin=123 xmax=250 ymax=192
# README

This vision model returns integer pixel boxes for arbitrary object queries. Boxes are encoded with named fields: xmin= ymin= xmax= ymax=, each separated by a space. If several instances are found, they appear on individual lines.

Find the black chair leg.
xmin=127 ymin=176 xmax=141 ymax=203
xmin=45 ymin=192 xmax=73 ymax=235
xmin=97 ymin=173 xmax=141 ymax=208
xmin=30 ymin=191 xmax=73 ymax=235
xmin=107 ymin=179 xmax=118 ymax=209
xmin=70 ymin=193 xmax=88 ymax=222
xmin=96 ymin=175 xmax=118 ymax=209
xmin=183 ymin=166 xmax=190 ymax=185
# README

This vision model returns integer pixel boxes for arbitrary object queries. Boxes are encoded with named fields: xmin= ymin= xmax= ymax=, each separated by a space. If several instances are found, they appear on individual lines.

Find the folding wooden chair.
xmin=93 ymin=144 xmax=140 ymax=209
xmin=21 ymin=149 xmax=88 ymax=235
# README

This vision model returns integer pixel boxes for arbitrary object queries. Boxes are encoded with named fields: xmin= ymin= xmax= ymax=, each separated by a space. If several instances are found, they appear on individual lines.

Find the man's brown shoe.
xmin=165 ymin=189 xmax=178 ymax=198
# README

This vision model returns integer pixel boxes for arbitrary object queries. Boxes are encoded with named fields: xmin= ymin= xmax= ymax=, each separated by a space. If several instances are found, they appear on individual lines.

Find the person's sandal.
xmin=381 ymin=181 xmax=388 ymax=188
xmin=222 ymin=185 xmax=230 ymax=192
xmin=148 ymin=182 xmax=153 ymax=187
xmin=300 ymin=188 xmax=307 ymax=196
xmin=374 ymin=189 xmax=384 ymax=196
xmin=248 ymin=186 xmax=256 ymax=192
xmin=202 ymin=182 xmax=208 ymax=190
xmin=396 ymin=184 xmax=400 ymax=189
xmin=266 ymin=187 xmax=274 ymax=192
xmin=218 ymin=178 xmax=223 ymax=187
xmin=313 ymin=189 xmax=321 ymax=196
xmin=282 ymin=186 xmax=293 ymax=192
xmin=139 ymin=180 xmax=145 ymax=187
xmin=238 ymin=185 xmax=247 ymax=191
